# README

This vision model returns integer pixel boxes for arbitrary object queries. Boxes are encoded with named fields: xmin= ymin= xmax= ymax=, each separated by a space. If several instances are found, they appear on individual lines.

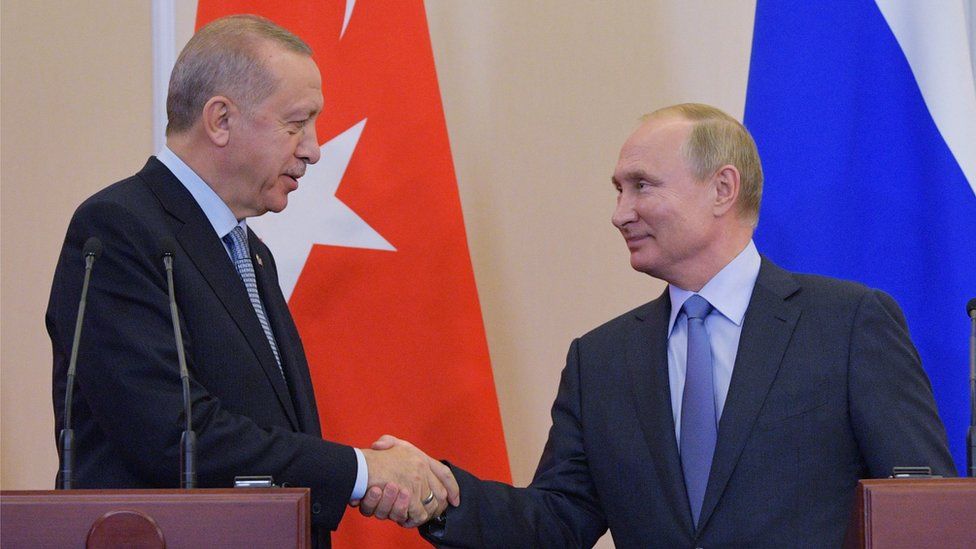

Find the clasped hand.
xmin=352 ymin=435 xmax=459 ymax=528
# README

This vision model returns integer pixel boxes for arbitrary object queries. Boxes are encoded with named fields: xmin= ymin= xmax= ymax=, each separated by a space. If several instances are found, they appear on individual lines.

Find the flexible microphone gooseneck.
xmin=58 ymin=237 xmax=103 ymax=490
xmin=160 ymin=237 xmax=196 ymax=489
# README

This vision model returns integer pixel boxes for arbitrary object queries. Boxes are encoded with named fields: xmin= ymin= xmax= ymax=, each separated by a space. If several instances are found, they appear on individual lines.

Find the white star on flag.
xmin=248 ymin=118 xmax=396 ymax=300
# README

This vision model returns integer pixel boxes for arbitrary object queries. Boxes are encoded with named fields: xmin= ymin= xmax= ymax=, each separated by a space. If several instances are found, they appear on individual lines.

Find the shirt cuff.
xmin=350 ymin=448 xmax=368 ymax=501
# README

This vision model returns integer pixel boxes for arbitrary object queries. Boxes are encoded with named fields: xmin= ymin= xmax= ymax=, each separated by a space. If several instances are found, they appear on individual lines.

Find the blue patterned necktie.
xmin=679 ymin=294 xmax=716 ymax=528
xmin=223 ymin=226 xmax=284 ymax=379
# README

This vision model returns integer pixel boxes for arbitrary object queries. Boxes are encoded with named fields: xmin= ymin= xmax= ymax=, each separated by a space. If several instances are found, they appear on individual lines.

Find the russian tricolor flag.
xmin=745 ymin=0 xmax=976 ymax=473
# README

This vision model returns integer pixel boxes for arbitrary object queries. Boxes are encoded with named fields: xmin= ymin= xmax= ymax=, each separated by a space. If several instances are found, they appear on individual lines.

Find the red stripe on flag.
xmin=197 ymin=2 xmax=512 ymax=547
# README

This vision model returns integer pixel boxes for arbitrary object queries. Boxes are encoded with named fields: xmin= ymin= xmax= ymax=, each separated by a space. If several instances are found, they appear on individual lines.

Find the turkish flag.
xmin=197 ymin=1 xmax=512 ymax=547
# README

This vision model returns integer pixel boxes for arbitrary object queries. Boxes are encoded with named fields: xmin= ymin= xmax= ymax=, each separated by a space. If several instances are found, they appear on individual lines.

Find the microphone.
xmin=58 ymin=237 xmax=103 ymax=489
xmin=161 ymin=236 xmax=196 ymax=489
xmin=967 ymin=298 xmax=975 ymax=477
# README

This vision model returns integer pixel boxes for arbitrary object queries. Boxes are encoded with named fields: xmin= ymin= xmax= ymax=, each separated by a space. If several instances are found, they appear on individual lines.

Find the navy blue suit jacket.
xmin=424 ymin=258 xmax=955 ymax=548
xmin=48 ymin=157 xmax=356 ymax=535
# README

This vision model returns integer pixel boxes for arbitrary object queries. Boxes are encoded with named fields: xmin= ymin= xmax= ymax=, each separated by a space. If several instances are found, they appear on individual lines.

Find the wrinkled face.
xmin=611 ymin=116 xmax=718 ymax=285
xmin=224 ymin=45 xmax=323 ymax=219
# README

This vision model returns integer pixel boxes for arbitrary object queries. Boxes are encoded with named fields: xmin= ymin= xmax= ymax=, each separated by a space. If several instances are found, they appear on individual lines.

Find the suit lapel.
xmin=628 ymin=292 xmax=695 ymax=534
xmin=140 ymin=158 xmax=300 ymax=430
xmin=249 ymin=230 xmax=321 ymax=436
xmin=697 ymin=258 xmax=801 ymax=529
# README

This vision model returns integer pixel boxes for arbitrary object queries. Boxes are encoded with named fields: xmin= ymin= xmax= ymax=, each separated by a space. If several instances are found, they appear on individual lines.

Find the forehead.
xmin=614 ymin=116 xmax=693 ymax=178
xmin=259 ymin=43 xmax=323 ymax=114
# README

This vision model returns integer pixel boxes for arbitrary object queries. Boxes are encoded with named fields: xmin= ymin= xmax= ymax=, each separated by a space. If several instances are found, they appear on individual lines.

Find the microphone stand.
xmin=58 ymin=238 xmax=101 ymax=489
xmin=967 ymin=299 xmax=975 ymax=477
xmin=163 ymin=248 xmax=196 ymax=489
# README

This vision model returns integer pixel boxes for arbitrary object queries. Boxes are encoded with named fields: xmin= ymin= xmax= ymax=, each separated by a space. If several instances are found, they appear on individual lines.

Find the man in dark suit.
xmin=47 ymin=15 xmax=457 ymax=544
xmin=359 ymin=103 xmax=955 ymax=546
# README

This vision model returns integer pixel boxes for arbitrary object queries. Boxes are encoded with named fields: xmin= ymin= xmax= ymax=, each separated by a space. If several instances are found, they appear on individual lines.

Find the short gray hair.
xmin=166 ymin=14 xmax=312 ymax=135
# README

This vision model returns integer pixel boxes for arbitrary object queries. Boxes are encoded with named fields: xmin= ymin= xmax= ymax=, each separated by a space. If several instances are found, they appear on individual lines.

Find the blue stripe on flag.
xmin=745 ymin=0 xmax=976 ymax=474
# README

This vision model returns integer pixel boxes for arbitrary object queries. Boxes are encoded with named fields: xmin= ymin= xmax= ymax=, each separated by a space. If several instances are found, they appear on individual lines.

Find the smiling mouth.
xmin=623 ymin=234 xmax=651 ymax=249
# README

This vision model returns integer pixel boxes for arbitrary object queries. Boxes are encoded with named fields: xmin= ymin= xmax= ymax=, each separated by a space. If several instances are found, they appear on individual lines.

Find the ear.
xmin=712 ymin=164 xmax=741 ymax=217
xmin=201 ymin=96 xmax=234 ymax=147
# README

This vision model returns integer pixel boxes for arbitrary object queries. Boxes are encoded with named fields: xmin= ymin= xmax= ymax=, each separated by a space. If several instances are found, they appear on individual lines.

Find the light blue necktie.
xmin=223 ymin=226 xmax=284 ymax=379
xmin=679 ymin=294 xmax=716 ymax=527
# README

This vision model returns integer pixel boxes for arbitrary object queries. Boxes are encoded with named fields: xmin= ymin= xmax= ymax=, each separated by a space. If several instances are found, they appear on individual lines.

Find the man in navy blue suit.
xmin=360 ymin=103 xmax=955 ymax=547
xmin=47 ymin=15 xmax=456 ymax=547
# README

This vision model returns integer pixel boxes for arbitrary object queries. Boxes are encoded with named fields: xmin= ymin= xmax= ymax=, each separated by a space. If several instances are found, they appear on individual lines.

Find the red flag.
xmin=197 ymin=1 xmax=512 ymax=547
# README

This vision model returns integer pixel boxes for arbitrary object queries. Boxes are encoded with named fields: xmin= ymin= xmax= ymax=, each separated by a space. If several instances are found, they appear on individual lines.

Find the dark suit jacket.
xmin=47 ymin=157 xmax=356 ymax=535
xmin=424 ymin=258 xmax=955 ymax=548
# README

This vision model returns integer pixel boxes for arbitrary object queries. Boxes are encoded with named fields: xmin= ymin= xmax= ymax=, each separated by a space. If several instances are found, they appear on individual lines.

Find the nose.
xmin=612 ymin=192 xmax=637 ymax=229
xmin=298 ymin=123 xmax=321 ymax=165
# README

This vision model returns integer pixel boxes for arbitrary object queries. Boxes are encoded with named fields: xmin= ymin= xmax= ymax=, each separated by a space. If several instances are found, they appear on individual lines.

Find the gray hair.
xmin=166 ymin=14 xmax=312 ymax=135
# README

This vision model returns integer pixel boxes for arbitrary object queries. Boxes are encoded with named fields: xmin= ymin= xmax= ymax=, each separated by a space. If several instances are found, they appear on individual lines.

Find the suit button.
xmin=312 ymin=502 xmax=322 ymax=514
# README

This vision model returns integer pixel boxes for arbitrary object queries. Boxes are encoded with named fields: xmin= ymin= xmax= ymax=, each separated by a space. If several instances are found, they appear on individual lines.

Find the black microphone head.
xmin=160 ymin=236 xmax=179 ymax=259
xmin=82 ymin=237 xmax=103 ymax=260
xmin=967 ymin=298 xmax=976 ymax=318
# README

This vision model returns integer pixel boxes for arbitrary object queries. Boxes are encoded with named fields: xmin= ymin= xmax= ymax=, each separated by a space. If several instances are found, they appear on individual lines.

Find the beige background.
xmin=1 ymin=0 xmax=755 ymax=543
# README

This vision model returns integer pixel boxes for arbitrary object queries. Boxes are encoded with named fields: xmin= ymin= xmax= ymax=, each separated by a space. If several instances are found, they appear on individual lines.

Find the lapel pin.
xmin=255 ymin=254 xmax=263 ymax=267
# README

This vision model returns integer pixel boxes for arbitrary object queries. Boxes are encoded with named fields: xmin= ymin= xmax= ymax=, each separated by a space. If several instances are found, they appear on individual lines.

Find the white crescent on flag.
xmin=341 ymin=0 xmax=356 ymax=39
xmin=249 ymin=118 xmax=396 ymax=301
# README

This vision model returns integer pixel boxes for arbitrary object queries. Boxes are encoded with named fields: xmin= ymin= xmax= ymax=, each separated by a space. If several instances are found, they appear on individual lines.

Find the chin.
xmin=264 ymin=195 xmax=290 ymax=214
xmin=629 ymin=256 xmax=661 ymax=277
xmin=629 ymin=260 xmax=651 ymax=274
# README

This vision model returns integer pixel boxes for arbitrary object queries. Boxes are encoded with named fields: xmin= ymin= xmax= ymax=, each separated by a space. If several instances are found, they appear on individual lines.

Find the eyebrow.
xmin=287 ymin=110 xmax=316 ymax=121
xmin=613 ymin=169 xmax=650 ymax=185
xmin=285 ymin=102 xmax=322 ymax=120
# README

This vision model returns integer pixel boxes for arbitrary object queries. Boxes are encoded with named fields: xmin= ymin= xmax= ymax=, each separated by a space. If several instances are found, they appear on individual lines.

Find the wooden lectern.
xmin=844 ymin=478 xmax=976 ymax=548
xmin=0 ymin=488 xmax=310 ymax=548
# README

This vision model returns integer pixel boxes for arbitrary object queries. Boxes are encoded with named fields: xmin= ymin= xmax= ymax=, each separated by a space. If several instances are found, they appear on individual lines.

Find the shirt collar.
xmin=667 ymin=239 xmax=761 ymax=335
xmin=156 ymin=146 xmax=244 ymax=239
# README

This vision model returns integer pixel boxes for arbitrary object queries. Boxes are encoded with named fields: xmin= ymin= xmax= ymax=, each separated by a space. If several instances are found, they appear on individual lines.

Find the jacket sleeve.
xmin=847 ymin=289 xmax=956 ymax=477
xmin=421 ymin=338 xmax=607 ymax=548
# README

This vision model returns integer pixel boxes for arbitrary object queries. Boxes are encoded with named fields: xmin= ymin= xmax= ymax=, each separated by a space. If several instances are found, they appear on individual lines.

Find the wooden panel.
xmin=0 ymin=488 xmax=310 ymax=549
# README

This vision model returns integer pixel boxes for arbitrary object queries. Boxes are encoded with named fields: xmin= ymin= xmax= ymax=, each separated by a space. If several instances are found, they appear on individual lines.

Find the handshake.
xmin=353 ymin=435 xmax=460 ymax=528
